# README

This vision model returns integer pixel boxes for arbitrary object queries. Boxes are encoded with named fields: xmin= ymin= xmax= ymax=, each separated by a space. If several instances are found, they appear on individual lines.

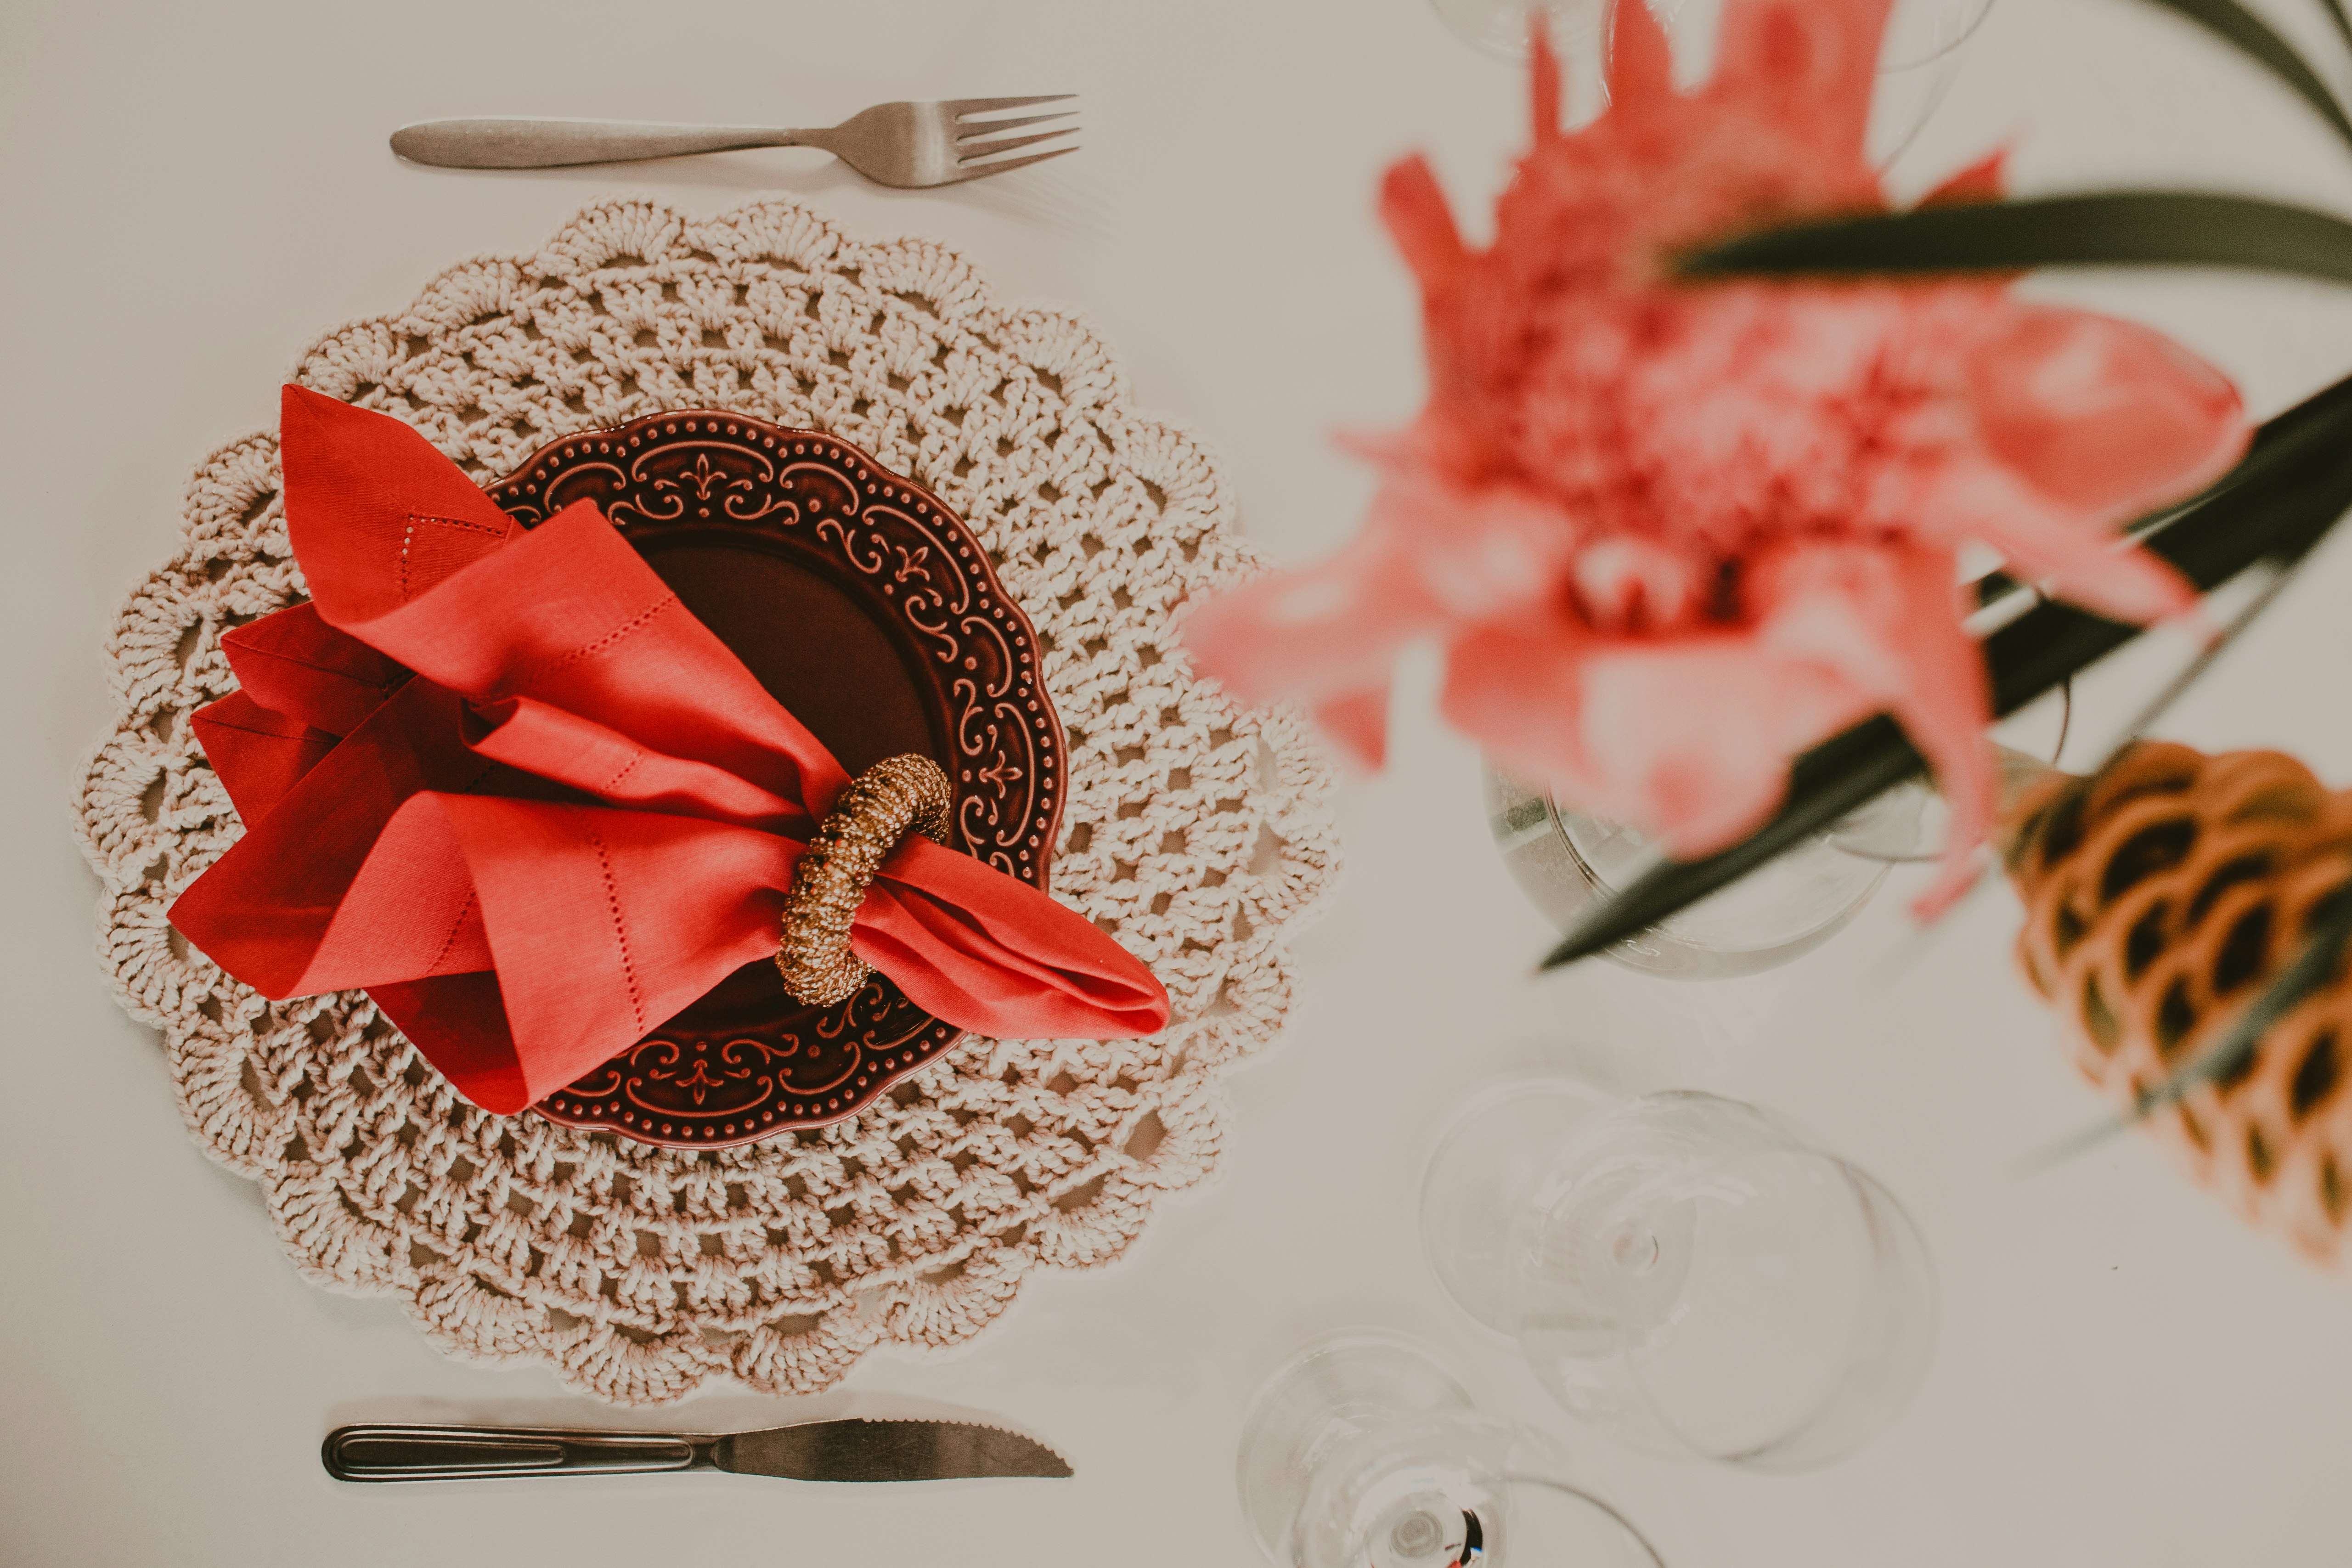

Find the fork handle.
xmin=322 ymin=1423 xmax=719 ymax=1481
xmin=389 ymin=118 xmax=815 ymax=169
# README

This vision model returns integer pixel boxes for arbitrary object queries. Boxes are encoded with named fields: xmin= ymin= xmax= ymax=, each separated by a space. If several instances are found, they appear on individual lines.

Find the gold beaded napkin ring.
xmin=775 ymin=754 xmax=954 ymax=1006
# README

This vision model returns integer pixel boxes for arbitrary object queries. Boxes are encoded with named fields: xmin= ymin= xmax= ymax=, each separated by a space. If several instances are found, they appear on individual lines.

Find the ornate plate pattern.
xmin=483 ymin=412 xmax=1064 ymax=1146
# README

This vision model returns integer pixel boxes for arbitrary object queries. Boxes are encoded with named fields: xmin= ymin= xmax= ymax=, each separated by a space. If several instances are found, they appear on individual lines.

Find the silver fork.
xmin=389 ymin=96 xmax=1077 ymax=188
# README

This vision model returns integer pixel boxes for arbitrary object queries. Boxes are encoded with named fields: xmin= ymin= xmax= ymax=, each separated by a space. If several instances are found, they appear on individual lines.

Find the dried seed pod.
xmin=2007 ymin=742 xmax=2352 ymax=1261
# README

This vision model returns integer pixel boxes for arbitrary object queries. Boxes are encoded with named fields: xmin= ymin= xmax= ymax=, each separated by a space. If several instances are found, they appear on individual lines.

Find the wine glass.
xmin=1420 ymin=1079 xmax=1935 ymax=1471
xmin=1485 ymin=768 xmax=1892 ymax=977
xmin=1238 ymin=1331 xmax=1668 ymax=1568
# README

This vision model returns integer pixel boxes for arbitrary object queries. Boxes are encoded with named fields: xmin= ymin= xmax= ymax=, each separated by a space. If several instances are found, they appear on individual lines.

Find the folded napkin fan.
xmin=169 ymin=388 xmax=1169 ymax=1114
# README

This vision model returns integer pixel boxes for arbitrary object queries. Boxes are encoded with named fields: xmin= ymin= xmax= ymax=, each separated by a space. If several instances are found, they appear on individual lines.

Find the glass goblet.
xmin=1421 ymin=1079 xmax=1935 ymax=1471
xmin=1238 ymin=1331 xmax=1668 ymax=1568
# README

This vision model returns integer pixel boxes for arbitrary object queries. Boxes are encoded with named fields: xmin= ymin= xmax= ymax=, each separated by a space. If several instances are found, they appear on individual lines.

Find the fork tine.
xmin=956 ymin=128 xmax=1079 ymax=163
xmin=953 ymin=111 xmax=1076 ymax=139
xmin=945 ymin=145 xmax=1079 ymax=184
xmin=942 ymin=94 xmax=1076 ymax=117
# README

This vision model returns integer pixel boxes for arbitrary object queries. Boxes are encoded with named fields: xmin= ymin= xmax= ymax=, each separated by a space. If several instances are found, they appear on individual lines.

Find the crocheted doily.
xmin=75 ymin=197 xmax=1339 ymax=1404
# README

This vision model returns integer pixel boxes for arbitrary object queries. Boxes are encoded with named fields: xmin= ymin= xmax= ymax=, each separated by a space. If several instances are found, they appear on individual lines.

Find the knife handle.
xmin=322 ymin=1424 xmax=717 ymax=1482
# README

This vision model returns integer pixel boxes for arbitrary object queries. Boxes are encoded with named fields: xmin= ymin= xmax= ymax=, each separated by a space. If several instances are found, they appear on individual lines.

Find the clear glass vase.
xmin=1485 ymin=768 xmax=1897 ymax=977
xmin=1427 ymin=0 xmax=1995 ymax=163
xmin=1429 ymin=0 xmax=1993 ymax=70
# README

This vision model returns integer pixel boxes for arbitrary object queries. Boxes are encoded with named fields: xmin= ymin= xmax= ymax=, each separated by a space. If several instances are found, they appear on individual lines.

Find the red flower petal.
xmin=1178 ymin=0 xmax=2250 ymax=902
xmin=1967 ymin=305 xmax=2249 ymax=517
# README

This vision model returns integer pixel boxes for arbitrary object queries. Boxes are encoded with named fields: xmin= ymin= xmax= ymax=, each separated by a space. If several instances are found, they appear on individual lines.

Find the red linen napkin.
xmin=169 ymin=387 xmax=1169 ymax=1114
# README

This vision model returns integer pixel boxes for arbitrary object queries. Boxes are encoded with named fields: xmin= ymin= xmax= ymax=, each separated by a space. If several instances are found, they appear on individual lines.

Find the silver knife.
xmin=321 ymin=1419 xmax=1071 ymax=1483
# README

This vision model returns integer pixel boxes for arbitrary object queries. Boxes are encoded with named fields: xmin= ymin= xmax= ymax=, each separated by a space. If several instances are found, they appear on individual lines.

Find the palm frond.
xmin=2131 ymin=0 xmax=2352 ymax=153
xmin=1681 ymin=192 xmax=2352 ymax=286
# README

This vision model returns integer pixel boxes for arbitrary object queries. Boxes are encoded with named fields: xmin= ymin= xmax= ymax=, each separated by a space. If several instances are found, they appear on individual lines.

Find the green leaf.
xmin=1680 ymin=192 xmax=2352 ymax=287
xmin=1538 ymin=372 xmax=2352 ymax=972
xmin=2326 ymin=0 xmax=2352 ymax=57
xmin=2130 ymin=0 xmax=2352 ymax=153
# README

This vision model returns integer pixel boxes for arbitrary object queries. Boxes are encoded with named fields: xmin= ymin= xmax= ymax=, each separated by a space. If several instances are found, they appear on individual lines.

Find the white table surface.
xmin=8 ymin=1 xmax=2352 ymax=1563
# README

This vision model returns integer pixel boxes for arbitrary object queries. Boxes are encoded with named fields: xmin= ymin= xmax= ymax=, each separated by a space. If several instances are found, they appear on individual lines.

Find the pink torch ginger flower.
xmin=1181 ymin=0 xmax=2249 ymax=908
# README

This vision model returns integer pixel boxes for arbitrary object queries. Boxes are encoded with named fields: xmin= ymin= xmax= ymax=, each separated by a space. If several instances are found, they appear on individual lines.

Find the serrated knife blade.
xmin=718 ymin=1419 xmax=1070 ymax=1481
xmin=322 ymin=1419 xmax=1072 ymax=1483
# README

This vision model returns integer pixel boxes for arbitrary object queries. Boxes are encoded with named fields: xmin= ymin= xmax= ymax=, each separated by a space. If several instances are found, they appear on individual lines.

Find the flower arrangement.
xmin=1182 ymin=0 xmax=2247 ymax=909
xmin=1201 ymin=0 xmax=2352 ymax=1236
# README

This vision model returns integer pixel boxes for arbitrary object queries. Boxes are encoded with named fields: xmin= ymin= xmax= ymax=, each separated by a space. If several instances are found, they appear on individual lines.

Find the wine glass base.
xmin=1238 ymin=1331 xmax=1672 ymax=1567
xmin=1421 ymin=1077 xmax=1619 ymax=1334
xmin=1236 ymin=1333 xmax=1476 ymax=1566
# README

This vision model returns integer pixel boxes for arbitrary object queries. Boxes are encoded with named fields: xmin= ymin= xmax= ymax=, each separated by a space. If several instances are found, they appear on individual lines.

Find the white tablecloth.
xmin=7 ymin=1 xmax=2351 ymax=1562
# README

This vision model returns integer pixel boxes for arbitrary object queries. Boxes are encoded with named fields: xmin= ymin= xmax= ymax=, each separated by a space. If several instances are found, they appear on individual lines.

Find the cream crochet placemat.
xmin=74 ymin=196 xmax=1339 ymax=1405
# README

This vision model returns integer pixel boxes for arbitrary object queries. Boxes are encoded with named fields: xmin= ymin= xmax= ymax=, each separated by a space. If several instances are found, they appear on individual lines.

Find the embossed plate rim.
xmin=481 ymin=409 xmax=1066 ymax=1148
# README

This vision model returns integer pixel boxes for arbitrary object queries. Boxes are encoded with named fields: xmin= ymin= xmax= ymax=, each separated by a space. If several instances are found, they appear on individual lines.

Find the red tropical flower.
xmin=1182 ymin=0 xmax=2248 ymax=905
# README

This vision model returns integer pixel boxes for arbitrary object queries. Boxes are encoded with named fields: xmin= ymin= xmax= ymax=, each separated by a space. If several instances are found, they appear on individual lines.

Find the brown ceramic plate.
xmin=482 ymin=412 xmax=1064 ymax=1147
